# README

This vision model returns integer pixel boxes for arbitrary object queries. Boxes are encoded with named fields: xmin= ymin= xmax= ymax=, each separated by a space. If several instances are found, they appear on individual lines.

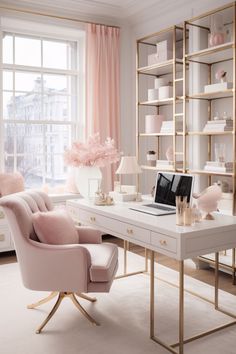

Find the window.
xmin=1 ymin=29 xmax=84 ymax=188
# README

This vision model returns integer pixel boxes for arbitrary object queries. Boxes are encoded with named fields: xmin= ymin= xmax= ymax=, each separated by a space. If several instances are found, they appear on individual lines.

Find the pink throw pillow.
xmin=0 ymin=172 xmax=24 ymax=196
xmin=32 ymin=210 xmax=79 ymax=245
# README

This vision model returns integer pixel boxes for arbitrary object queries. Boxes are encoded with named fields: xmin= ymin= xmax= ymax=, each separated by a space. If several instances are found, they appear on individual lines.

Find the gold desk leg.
xmin=179 ymin=260 xmax=184 ymax=354
xmin=145 ymin=248 xmax=149 ymax=272
xmin=150 ymin=250 xmax=155 ymax=339
xmin=27 ymin=291 xmax=58 ymax=309
xmin=215 ymin=252 xmax=219 ymax=310
xmin=124 ymin=240 xmax=128 ymax=274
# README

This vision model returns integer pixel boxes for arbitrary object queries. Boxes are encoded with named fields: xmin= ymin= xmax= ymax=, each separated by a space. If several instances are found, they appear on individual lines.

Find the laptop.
xmin=130 ymin=172 xmax=194 ymax=216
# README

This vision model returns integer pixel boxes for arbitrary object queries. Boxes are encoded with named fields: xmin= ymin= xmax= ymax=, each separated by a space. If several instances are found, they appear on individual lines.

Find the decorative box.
xmin=204 ymin=82 xmax=233 ymax=93
xmin=154 ymin=77 xmax=168 ymax=89
xmin=145 ymin=114 xmax=164 ymax=133
xmin=148 ymin=51 xmax=172 ymax=65
xmin=148 ymin=88 xmax=159 ymax=101
xmin=158 ymin=85 xmax=173 ymax=100
xmin=156 ymin=39 xmax=172 ymax=53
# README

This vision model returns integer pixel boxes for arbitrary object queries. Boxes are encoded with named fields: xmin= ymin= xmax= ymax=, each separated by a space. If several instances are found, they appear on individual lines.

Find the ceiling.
xmin=0 ymin=0 xmax=162 ymax=23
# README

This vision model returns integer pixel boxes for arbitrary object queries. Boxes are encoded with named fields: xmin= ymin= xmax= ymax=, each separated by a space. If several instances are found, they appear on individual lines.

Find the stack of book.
xmin=203 ymin=119 xmax=233 ymax=132
xmin=204 ymin=161 xmax=233 ymax=173
xmin=156 ymin=160 xmax=183 ymax=170
xmin=160 ymin=120 xmax=182 ymax=134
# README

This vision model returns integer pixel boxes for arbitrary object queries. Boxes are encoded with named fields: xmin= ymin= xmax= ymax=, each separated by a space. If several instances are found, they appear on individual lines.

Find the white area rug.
xmin=0 ymin=249 xmax=236 ymax=354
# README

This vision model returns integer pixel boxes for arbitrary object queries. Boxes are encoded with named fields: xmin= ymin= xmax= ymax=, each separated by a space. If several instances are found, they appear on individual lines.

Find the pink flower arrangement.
xmin=64 ymin=133 xmax=120 ymax=168
xmin=215 ymin=69 xmax=226 ymax=81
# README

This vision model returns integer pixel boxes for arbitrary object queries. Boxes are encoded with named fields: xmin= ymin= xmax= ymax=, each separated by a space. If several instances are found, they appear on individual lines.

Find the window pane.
xmin=43 ymin=94 xmax=69 ymax=121
xmin=15 ymin=93 xmax=42 ymax=120
xmin=4 ymin=123 xmax=15 ymax=154
xmin=17 ymin=155 xmax=43 ymax=188
xmin=4 ymin=156 xmax=14 ymax=173
xmin=43 ymin=40 xmax=69 ymax=69
xmin=15 ymin=36 xmax=41 ymax=67
xmin=3 ymin=71 xmax=13 ymax=91
xmin=45 ymin=154 xmax=67 ymax=186
xmin=17 ymin=124 xmax=44 ymax=154
xmin=44 ymin=74 xmax=71 ymax=94
xmin=45 ymin=125 xmax=71 ymax=154
xmin=3 ymin=34 xmax=13 ymax=64
xmin=3 ymin=92 xmax=14 ymax=119
xmin=15 ymin=72 xmax=41 ymax=92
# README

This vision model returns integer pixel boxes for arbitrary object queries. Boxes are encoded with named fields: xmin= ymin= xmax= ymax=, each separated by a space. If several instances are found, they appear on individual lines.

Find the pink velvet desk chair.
xmin=0 ymin=190 xmax=118 ymax=333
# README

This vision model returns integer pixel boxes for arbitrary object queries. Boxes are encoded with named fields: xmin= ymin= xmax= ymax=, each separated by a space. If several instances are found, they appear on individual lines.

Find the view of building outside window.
xmin=2 ymin=32 xmax=81 ymax=188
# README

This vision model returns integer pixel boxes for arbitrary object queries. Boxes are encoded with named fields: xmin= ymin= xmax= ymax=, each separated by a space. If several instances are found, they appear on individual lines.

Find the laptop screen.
xmin=154 ymin=172 xmax=193 ymax=207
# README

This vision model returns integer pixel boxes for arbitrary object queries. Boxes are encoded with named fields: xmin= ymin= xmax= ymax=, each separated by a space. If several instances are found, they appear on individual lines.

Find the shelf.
xmin=139 ymin=132 xmax=184 ymax=137
xmin=186 ymin=42 xmax=234 ymax=64
xmin=188 ymin=131 xmax=234 ymax=136
xmin=137 ymin=59 xmax=183 ymax=76
xmin=139 ymin=96 xmax=184 ymax=107
xmin=188 ymin=169 xmax=233 ymax=177
xmin=188 ymin=89 xmax=233 ymax=100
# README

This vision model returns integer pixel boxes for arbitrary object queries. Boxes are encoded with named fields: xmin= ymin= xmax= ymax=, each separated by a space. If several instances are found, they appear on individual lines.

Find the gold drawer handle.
xmin=90 ymin=216 xmax=96 ymax=222
xmin=127 ymin=228 xmax=133 ymax=235
xmin=159 ymin=239 xmax=167 ymax=246
xmin=0 ymin=234 xmax=5 ymax=241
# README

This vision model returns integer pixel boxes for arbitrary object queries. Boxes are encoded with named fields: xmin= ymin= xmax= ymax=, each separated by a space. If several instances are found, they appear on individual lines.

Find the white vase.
xmin=75 ymin=166 xmax=102 ymax=199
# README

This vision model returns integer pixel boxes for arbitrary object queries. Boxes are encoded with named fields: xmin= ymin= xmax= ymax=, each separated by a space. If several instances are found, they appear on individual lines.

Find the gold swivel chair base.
xmin=27 ymin=291 xmax=99 ymax=334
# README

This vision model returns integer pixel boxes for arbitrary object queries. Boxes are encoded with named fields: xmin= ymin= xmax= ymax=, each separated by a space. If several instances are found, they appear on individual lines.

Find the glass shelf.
xmin=188 ymin=89 xmax=233 ymax=100
xmin=188 ymin=169 xmax=233 ymax=177
xmin=137 ymin=59 xmax=183 ymax=76
xmin=188 ymin=131 xmax=233 ymax=136
xmin=186 ymin=42 xmax=234 ymax=64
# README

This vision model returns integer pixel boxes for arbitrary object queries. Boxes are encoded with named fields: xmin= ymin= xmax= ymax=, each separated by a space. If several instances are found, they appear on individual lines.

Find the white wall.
xmin=121 ymin=0 xmax=232 ymax=192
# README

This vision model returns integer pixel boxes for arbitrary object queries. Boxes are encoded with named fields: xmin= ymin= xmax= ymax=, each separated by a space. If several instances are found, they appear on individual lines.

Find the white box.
xmin=154 ymin=77 xmax=168 ymax=89
xmin=204 ymin=82 xmax=233 ymax=93
xmin=158 ymin=85 xmax=173 ymax=99
xmin=145 ymin=114 xmax=164 ymax=133
xmin=148 ymin=50 xmax=172 ymax=66
xmin=156 ymin=39 xmax=172 ymax=52
xmin=148 ymin=88 xmax=159 ymax=101
xmin=109 ymin=191 xmax=137 ymax=202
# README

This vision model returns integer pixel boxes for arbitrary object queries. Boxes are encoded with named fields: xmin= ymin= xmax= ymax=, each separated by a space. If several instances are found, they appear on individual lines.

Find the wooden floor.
xmin=1 ymin=236 xmax=236 ymax=296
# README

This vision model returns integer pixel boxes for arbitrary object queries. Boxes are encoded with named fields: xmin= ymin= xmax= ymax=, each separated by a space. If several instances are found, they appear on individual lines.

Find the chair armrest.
xmin=20 ymin=239 xmax=91 ymax=293
xmin=76 ymin=226 xmax=102 ymax=244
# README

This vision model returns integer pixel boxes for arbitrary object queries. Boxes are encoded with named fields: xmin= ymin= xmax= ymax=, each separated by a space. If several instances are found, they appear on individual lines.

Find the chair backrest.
xmin=0 ymin=190 xmax=53 ymax=244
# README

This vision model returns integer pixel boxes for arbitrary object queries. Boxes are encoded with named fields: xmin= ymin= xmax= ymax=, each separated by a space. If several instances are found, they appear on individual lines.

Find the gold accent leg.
xmin=76 ymin=293 xmax=97 ymax=302
xmin=36 ymin=292 xmax=64 ymax=334
xmin=215 ymin=252 xmax=219 ymax=310
xmin=69 ymin=293 xmax=100 ymax=326
xmin=179 ymin=261 xmax=184 ymax=354
xmin=150 ymin=250 xmax=155 ymax=338
xmin=27 ymin=291 xmax=58 ymax=309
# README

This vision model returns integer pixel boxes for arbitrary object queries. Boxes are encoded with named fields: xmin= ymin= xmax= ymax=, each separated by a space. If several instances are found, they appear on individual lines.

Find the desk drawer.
xmin=151 ymin=231 xmax=177 ymax=253
xmin=78 ymin=209 xmax=150 ymax=244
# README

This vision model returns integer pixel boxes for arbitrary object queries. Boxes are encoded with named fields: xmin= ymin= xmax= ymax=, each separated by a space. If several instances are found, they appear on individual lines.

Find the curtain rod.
xmin=0 ymin=5 xmax=120 ymax=29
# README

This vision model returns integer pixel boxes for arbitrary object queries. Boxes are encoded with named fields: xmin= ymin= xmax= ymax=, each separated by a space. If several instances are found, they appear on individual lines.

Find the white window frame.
xmin=0 ymin=17 xmax=85 ymax=185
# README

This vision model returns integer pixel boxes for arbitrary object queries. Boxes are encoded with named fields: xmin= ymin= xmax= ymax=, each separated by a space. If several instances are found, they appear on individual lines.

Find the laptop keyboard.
xmin=145 ymin=204 xmax=174 ymax=211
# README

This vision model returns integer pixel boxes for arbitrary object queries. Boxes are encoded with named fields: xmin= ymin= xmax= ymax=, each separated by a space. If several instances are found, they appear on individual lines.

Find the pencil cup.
xmin=176 ymin=196 xmax=187 ymax=226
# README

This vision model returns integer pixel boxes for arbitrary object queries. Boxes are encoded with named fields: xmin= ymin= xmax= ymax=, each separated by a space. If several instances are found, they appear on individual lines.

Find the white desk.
xmin=67 ymin=199 xmax=236 ymax=354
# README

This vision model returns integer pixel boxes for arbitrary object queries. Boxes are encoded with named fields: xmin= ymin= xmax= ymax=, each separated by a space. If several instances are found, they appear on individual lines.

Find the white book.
xmin=204 ymin=165 xmax=233 ymax=172
xmin=206 ymin=161 xmax=233 ymax=168
xmin=203 ymin=125 xmax=233 ymax=132
xmin=207 ymin=119 xmax=233 ymax=125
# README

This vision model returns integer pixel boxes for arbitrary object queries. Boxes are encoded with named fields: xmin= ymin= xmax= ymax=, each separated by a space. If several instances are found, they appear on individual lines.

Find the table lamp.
xmin=112 ymin=156 xmax=142 ymax=202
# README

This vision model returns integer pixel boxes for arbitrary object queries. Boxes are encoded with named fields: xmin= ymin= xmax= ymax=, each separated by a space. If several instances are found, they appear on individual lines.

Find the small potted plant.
xmin=146 ymin=150 xmax=157 ymax=166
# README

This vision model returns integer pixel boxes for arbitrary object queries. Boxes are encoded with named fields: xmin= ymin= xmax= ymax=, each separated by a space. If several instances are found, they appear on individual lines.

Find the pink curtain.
xmin=86 ymin=23 xmax=120 ymax=192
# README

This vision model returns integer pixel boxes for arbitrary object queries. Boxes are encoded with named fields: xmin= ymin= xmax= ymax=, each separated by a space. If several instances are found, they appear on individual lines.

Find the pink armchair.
xmin=0 ymin=190 xmax=118 ymax=333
